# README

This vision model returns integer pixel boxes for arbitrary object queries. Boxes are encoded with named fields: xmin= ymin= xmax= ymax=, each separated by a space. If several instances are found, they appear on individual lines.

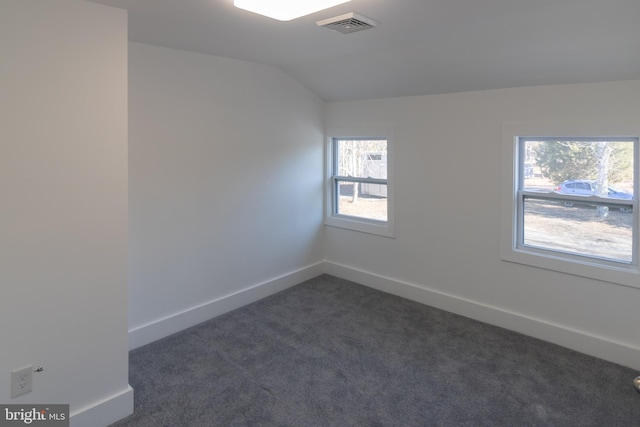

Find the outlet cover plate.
xmin=11 ymin=366 xmax=33 ymax=398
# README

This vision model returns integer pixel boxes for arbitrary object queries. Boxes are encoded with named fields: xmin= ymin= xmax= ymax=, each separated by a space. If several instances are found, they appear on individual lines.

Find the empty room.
xmin=2 ymin=0 xmax=640 ymax=425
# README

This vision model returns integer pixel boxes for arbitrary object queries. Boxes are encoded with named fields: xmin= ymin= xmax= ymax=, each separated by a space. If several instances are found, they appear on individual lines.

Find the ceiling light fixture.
xmin=234 ymin=0 xmax=352 ymax=21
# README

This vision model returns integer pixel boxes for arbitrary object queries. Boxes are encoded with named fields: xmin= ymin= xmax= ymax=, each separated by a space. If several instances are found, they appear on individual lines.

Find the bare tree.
xmin=595 ymin=141 xmax=613 ymax=218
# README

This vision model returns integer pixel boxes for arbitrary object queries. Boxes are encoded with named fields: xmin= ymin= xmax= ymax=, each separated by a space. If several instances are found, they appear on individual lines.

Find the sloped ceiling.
xmin=88 ymin=0 xmax=640 ymax=101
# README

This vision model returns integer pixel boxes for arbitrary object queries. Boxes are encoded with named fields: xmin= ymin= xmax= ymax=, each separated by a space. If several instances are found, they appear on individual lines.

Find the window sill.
xmin=501 ymin=246 xmax=640 ymax=289
xmin=325 ymin=214 xmax=395 ymax=238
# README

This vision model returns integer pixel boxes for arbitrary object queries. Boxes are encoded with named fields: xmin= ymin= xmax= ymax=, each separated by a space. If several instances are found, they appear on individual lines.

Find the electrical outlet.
xmin=11 ymin=365 xmax=33 ymax=398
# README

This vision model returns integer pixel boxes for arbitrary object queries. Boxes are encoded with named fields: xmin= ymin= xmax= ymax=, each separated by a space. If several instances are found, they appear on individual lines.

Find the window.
xmin=502 ymin=123 xmax=640 ymax=288
xmin=325 ymin=129 xmax=394 ymax=237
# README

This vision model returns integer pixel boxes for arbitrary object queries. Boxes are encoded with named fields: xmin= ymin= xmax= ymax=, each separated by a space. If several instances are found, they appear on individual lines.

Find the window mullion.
xmin=335 ymin=176 xmax=387 ymax=185
xmin=521 ymin=191 xmax=635 ymax=208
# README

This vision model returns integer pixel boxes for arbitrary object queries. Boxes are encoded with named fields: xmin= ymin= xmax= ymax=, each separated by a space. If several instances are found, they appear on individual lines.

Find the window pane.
xmin=523 ymin=197 xmax=633 ymax=263
xmin=337 ymin=181 xmax=387 ymax=222
xmin=336 ymin=139 xmax=387 ymax=179
xmin=522 ymin=139 xmax=635 ymax=199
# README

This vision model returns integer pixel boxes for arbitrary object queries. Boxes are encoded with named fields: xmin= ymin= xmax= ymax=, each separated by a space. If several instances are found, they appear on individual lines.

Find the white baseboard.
xmin=324 ymin=261 xmax=640 ymax=371
xmin=128 ymin=262 xmax=325 ymax=350
xmin=127 ymin=260 xmax=640 ymax=370
xmin=70 ymin=385 xmax=133 ymax=427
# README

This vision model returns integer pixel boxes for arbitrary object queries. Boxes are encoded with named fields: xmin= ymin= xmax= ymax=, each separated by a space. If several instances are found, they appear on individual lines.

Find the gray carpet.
xmin=112 ymin=275 xmax=640 ymax=426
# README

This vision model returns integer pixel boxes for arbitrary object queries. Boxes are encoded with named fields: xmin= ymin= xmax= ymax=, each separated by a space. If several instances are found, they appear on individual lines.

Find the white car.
xmin=555 ymin=179 xmax=633 ymax=212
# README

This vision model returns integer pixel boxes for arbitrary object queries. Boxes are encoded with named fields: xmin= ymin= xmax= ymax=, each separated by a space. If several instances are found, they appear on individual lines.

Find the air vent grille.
xmin=316 ymin=12 xmax=379 ymax=34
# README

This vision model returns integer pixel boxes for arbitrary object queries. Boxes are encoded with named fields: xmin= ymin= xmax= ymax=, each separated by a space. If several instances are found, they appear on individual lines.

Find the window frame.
xmin=325 ymin=128 xmax=395 ymax=238
xmin=501 ymin=122 xmax=640 ymax=288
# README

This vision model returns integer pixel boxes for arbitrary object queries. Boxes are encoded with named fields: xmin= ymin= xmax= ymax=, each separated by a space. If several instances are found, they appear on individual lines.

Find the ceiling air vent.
xmin=316 ymin=12 xmax=379 ymax=34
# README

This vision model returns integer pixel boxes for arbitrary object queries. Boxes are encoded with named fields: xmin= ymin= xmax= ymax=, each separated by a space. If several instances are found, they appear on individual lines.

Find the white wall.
xmin=128 ymin=42 xmax=325 ymax=348
xmin=0 ymin=0 xmax=132 ymax=425
xmin=324 ymin=80 xmax=640 ymax=370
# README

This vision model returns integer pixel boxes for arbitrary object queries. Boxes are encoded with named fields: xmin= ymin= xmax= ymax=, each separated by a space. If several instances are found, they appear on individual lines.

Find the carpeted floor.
xmin=112 ymin=275 xmax=640 ymax=426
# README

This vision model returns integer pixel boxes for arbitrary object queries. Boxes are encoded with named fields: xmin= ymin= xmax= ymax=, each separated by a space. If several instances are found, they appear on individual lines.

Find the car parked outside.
xmin=555 ymin=179 xmax=633 ymax=212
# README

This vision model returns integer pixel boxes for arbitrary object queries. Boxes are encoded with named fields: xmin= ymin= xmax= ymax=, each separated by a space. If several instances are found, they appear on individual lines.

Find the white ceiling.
xmin=87 ymin=0 xmax=640 ymax=102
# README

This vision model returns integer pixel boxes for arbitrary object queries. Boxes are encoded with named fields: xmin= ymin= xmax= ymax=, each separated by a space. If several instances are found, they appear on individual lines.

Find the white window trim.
xmin=325 ymin=127 xmax=395 ymax=238
xmin=501 ymin=121 xmax=640 ymax=289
